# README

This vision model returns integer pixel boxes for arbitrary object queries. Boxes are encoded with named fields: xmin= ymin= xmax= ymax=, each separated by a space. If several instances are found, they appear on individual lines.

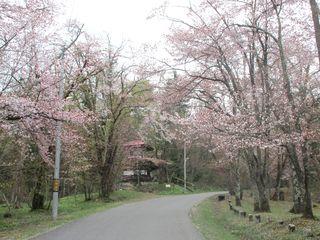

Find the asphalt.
xmin=32 ymin=192 xmax=221 ymax=240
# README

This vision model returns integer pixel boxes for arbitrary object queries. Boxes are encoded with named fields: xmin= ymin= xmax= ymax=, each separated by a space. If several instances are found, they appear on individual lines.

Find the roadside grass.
xmin=192 ymin=195 xmax=320 ymax=240
xmin=0 ymin=190 xmax=155 ymax=240
xmin=191 ymin=198 xmax=238 ymax=240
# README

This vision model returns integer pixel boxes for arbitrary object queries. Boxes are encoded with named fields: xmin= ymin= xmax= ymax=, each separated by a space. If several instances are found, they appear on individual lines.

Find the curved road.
xmin=32 ymin=192 xmax=221 ymax=240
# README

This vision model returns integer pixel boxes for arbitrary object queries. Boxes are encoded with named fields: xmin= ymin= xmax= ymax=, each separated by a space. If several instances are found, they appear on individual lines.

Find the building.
xmin=122 ymin=140 xmax=168 ymax=183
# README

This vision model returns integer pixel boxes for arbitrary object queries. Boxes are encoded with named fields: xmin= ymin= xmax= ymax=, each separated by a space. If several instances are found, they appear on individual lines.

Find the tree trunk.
xmin=235 ymin=162 xmax=241 ymax=207
xmin=31 ymin=166 xmax=45 ymax=210
xmin=309 ymin=0 xmax=320 ymax=66
xmin=286 ymin=143 xmax=313 ymax=218
xmin=100 ymin=156 xmax=116 ymax=200
xmin=12 ymin=165 xmax=23 ymax=209
xmin=274 ymin=5 xmax=313 ymax=218
xmin=257 ymin=181 xmax=271 ymax=212
xmin=252 ymin=184 xmax=260 ymax=212
xmin=272 ymin=152 xmax=287 ymax=201
xmin=301 ymin=142 xmax=314 ymax=219
xmin=273 ymin=183 xmax=280 ymax=201
xmin=100 ymin=166 xmax=110 ymax=199
xmin=287 ymin=144 xmax=305 ymax=214
xmin=99 ymin=128 xmax=118 ymax=200
xmin=84 ymin=186 xmax=87 ymax=201
xmin=290 ymin=171 xmax=305 ymax=214
xmin=32 ymin=193 xmax=44 ymax=210
xmin=83 ymin=173 xmax=92 ymax=201
xmin=235 ymin=193 xmax=241 ymax=207
xmin=246 ymin=148 xmax=271 ymax=212
xmin=272 ymin=161 xmax=281 ymax=201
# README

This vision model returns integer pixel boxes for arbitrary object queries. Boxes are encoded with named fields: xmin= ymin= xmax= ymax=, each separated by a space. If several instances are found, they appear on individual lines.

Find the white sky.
xmin=62 ymin=0 xmax=190 ymax=46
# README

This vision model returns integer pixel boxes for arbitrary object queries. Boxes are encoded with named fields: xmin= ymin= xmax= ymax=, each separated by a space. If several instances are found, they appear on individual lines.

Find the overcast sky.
xmin=62 ymin=0 xmax=189 ymax=46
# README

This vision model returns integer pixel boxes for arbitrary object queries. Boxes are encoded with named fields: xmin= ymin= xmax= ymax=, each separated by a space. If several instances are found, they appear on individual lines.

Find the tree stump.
xmin=255 ymin=214 xmax=261 ymax=223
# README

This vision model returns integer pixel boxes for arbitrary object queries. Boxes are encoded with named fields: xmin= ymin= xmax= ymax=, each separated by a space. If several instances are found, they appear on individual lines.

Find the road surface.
xmin=32 ymin=192 xmax=221 ymax=240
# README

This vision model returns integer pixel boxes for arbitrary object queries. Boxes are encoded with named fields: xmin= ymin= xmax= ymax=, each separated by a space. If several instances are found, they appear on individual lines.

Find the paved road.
xmin=32 ymin=192 xmax=222 ymax=240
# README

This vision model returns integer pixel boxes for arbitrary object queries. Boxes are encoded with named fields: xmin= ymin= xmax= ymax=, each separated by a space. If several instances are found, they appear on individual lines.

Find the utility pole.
xmin=52 ymin=52 xmax=65 ymax=220
xmin=183 ymin=141 xmax=187 ymax=192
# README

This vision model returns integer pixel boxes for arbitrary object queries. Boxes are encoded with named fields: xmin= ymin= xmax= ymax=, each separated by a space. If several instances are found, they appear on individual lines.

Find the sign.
xmin=52 ymin=179 xmax=60 ymax=192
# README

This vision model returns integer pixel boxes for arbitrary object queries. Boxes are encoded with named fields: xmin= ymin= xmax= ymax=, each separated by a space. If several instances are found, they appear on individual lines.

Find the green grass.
xmin=191 ymin=198 xmax=238 ymax=240
xmin=192 ymin=195 xmax=320 ymax=240
xmin=0 ymin=190 xmax=155 ymax=240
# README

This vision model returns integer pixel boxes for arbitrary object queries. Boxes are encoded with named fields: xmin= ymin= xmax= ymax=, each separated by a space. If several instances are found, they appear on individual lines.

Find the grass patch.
xmin=0 ymin=190 xmax=155 ymax=240
xmin=192 ymin=195 xmax=320 ymax=240
xmin=191 ymin=198 xmax=238 ymax=240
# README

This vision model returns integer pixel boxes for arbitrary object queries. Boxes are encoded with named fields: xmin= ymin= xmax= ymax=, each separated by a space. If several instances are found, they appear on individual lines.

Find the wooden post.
xmin=288 ymin=224 xmax=296 ymax=232
xmin=255 ymin=215 xmax=261 ymax=223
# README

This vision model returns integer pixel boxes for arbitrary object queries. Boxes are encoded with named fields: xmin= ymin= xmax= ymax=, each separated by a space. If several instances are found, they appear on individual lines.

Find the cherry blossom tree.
xmin=0 ymin=0 xmax=103 ymax=209
xmin=72 ymin=38 xmax=154 ymax=199
xmin=160 ymin=0 xmax=319 ymax=218
xmin=309 ymin=0 xmax=320 ymax=66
